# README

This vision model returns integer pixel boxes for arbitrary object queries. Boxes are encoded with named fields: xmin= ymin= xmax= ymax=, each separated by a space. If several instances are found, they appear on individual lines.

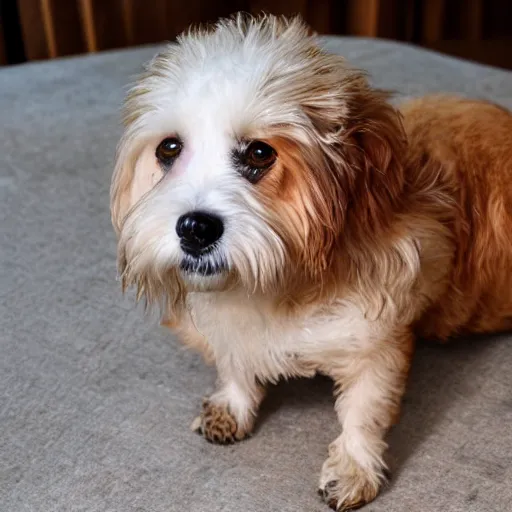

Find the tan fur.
xmin=402 ymin=95 xmax=512 ymax=339
xmin=110 ymin=14 xmax=512 ymax=511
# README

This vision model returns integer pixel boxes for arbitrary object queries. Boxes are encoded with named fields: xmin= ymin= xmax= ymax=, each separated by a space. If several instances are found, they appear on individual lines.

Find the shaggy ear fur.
xmin=295 ymin=66 xmax=407 ymax=275
xmin=335 ymin=86 xmax=411 ymax=318
xmin=341 ymin=87 xmax=406 ymax=238
xmin=110 ymin=139 xmax=139 ymax=235
xmin=110 ymin=43 xmax=182 ymax=235
xmin=302 ymin=69 xmax=406 ymax=244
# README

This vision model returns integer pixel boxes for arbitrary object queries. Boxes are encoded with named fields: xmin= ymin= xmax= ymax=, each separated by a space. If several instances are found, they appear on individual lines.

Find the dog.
xmin=110 ymin=13 xmax=512 ymax=510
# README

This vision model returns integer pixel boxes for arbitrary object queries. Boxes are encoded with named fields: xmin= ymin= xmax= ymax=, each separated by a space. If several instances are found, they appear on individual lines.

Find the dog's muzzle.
xmin=176 ymin=211 xmax=226 ymax=275
xmin=176 ymin=211 xmax=224 ymax=255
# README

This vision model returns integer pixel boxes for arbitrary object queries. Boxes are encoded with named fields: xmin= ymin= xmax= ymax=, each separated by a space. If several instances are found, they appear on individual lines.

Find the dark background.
xmin=1 ymin=0 xmax=512 ymax=69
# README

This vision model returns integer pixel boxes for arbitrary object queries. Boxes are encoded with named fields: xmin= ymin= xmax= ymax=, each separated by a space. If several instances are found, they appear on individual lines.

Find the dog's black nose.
xmin=176 ymin=211 xmax=224 ymax=255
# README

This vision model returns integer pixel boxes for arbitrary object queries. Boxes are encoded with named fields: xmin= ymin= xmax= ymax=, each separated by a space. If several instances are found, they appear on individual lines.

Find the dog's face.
xmin=111 ymin=15 xmax=405 ymax=315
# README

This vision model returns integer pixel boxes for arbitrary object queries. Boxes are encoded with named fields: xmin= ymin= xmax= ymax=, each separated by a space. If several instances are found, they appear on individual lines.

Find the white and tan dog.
xmin=110 ymin=14 xmax=512 ymax=510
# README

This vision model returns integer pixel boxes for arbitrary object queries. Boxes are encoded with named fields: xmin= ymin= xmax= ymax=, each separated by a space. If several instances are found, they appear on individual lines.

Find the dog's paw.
xmin=191 ymin=399 xmax=250 ymax=444
xmin=318 ymin=451 xmax=385 ymax=511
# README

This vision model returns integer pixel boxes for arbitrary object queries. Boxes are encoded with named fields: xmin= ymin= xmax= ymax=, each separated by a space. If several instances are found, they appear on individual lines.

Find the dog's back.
xmin=401 ymin=95 xmax=512 ymax=339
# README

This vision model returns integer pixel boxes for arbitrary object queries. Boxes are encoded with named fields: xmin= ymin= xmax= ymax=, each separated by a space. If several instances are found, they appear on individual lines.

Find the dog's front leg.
xmin=192 ymin=370 xmax=266 ymax=444
xmin=319 ymin=329 xmax=413 ymax=510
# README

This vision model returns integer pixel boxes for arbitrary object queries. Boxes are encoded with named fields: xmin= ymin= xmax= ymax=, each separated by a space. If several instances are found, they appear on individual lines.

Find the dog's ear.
xmin=295 ymin=74 xmax=408 ymax=310
xmin=111 ymin=135 xmax=167 ymax=237
xmin=110 ymin=45 xmax=181 ymax=235
xmin=302 ymin=66 xmax=406 ymax=239
xmin=110 ymin=137 xmax=135 ymax=235
xmin=342 ymin=86 xmax=406 ymax=236
xmin=110 ymin=134 xmax=158 ymax=236
xmin=294 ymin=57 xmax=406 ymax=254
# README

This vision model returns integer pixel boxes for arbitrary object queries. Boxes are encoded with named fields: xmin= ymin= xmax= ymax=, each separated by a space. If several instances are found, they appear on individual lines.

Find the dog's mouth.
xmin=180 ymin=253 xmax=228 ymax=276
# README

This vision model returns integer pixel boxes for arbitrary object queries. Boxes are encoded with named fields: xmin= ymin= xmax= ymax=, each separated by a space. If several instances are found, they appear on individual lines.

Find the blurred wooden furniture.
xmin=0 ymin=22 xmax=6 ymax=65
xmin=1 ymin=0 xmax=511 ymax=69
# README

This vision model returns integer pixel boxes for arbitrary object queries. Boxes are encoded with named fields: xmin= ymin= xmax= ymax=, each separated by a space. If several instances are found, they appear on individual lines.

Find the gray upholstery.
xmin=1 ymin=37 xmax=512 ymax=512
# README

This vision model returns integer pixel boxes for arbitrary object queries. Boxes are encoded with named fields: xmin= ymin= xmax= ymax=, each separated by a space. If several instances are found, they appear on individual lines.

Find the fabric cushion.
xmin=1 ymin=37 xmax=512 ymax=512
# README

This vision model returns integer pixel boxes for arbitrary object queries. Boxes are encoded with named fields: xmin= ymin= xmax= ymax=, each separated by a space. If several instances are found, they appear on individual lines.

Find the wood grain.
xmin=79 ymin=0 xmax=97 ymax=52
xmin=306 ymin=0 xmax=332 ymax=34
xmin=8 ymin=0 xmax=512 ymax=71
xmin=422 ymin=0 xmax=445 ymax=43
xmin=122 ymin=0 xmax=169 ymax=45
xmin=466 ymin=0 xmax=483 ymax=41
xmin=346 ymin=0 xmax=380 ymax=37
xmin=17 ymin=0 xmax=84 ymax=60
xmin=78 ymin=0 xmax=127 ymax=53
xmin=17 ymin=0 xmax=50 ymax=60
xmin=44 ymin=0 xmax=84 ymax=57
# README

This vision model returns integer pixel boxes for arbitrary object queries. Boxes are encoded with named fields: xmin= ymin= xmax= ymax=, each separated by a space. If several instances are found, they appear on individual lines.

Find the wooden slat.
xmin=78 ymin=0 xmax=127 ymax=53
xmin=122 ymin=0 xmax=169 ymax=45
xmin=163 ymin=0 xmax=248 ymax=40
xmin=54 ymin=0 xmax=85 ymax=56
xmin=11 ymin=0 xmax=510 ymax=71
xmin=121 ymin=0 xmax=134 ymax=45
xmin=306 ymin=0 xmax=332 ymax=34
xmin=466 ymin=0 xmax=483 ymax=41
xmin=18 ymin=0 xmax=84 ymax=60
xmin=164 ymin=0 xmax=203 ymax=40
xmin=346 ymin=0 xmax=403 ymax=39
xmin=80 ymin=0 xmax=222 ymax=52
xmin=422 ymin=0 xmax=445 ymax=44
xmin=346 ymin=0 xmax=380 ymax=37
xmin=17 ymin=0 xmax=50 ymax=60
xmin=79 ymin=0 xmax=97 ymax=52
xmin=376 ymin=0 xmax=402 ymax=39
xmin=41 ymin=0 xmax=84 ymax=58
xmin=40 ymin=0 xmax=57 ymax=57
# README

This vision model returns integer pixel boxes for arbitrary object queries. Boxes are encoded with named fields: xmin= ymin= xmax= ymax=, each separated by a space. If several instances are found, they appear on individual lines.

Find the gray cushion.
xmin=1 ymin=37 xmax=512 ymax=512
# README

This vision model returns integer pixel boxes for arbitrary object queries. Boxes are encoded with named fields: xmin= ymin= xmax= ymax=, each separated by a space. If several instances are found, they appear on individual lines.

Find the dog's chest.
xmin=186 ymin=291 xmax=371 ymax=380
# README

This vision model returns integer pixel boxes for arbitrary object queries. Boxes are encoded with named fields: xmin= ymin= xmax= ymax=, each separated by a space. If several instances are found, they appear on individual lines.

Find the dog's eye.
xmin=245 ymin=141 xmax=276 ymax=169
xmin=156 ymin=137 xmax=182 ymax=166
xmin=236 ymin=141 xmax=277 ymax=183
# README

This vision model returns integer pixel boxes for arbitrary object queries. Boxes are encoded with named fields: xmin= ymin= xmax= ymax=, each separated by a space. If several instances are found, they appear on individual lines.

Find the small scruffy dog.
xmin=110 ymin=13 xmax=512 ymax=510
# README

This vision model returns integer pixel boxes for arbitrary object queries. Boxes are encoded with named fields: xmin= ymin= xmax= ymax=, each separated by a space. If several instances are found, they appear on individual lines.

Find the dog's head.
xmin=111 ymin=14 xmax=405 ymax=319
